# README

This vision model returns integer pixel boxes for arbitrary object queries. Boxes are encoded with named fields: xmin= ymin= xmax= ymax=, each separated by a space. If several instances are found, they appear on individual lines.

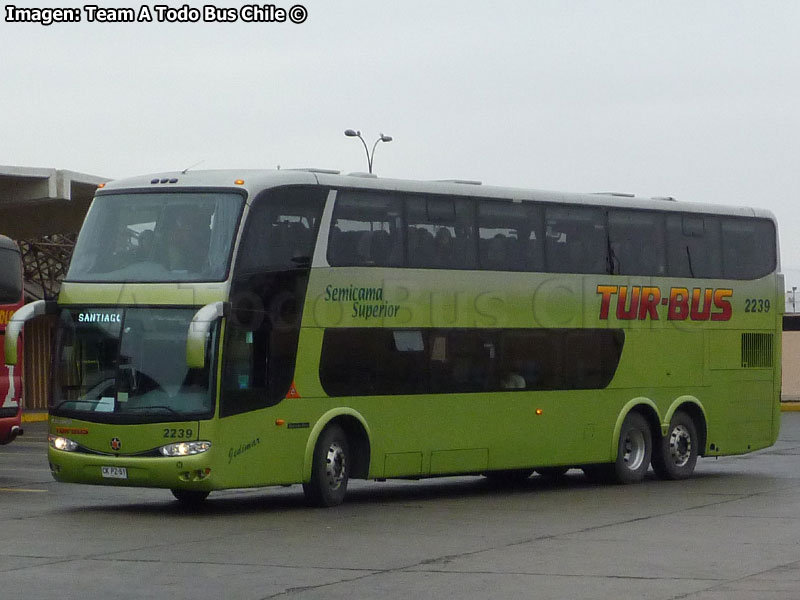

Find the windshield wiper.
xmin=52 ymin=399 xmax=108 ymax=411
xmin=124 ymin=405 xmax=182 ymax=417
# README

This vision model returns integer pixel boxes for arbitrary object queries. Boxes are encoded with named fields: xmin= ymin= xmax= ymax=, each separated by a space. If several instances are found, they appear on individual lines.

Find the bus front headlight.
xmin=159 ymin=441 xmax=212 ymax=457
xmin=48 ymin=435 xmax=79 ymax=452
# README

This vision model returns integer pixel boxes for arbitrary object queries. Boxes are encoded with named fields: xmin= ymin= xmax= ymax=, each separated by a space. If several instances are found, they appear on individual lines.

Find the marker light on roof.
xmin=234 ymin=179 xmax=245 ymax=185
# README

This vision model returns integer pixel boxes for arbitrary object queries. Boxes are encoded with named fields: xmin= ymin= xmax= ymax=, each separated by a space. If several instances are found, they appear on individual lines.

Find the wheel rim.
xmin=325 ymin=441 xmax=347 ymax=490
xmin=623 ymin=428 xmax=646 ymax=471
xmin=668 ymin=424 xmax=692 ymax=467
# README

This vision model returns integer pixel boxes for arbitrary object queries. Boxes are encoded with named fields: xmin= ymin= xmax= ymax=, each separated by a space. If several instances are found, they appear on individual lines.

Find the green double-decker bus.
xmin=4 ymin=169 xmax=782 ymax=506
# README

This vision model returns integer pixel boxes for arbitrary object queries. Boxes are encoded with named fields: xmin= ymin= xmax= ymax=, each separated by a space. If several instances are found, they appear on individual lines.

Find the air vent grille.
xmin=741 ymin=333 xmax=773 ymax=368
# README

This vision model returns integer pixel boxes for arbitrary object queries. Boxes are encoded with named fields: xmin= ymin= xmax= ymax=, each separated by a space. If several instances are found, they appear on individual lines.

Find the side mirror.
xmin=186 ymin=302 xmax=227 ymax=369
xmin=4 ymin=300 xmax=51 ymax=366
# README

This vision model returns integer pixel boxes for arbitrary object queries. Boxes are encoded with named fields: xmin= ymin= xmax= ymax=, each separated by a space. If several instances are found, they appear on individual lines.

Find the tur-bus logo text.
xmin=597 ymin=285 xmax=733 ymax=321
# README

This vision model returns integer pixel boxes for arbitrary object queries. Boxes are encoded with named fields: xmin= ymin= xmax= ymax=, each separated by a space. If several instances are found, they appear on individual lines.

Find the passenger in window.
xmin=501 ymin=371 xmax=526 ymax=389
xmin=106 ymin=226 xmax=136 ymax=270
xmin=434 ymin=228 xmax=454 ymax=267
xmin=411 ymin=228 xmax=435 ymax=266
xmin=137 ymin=229 xmax=155 ymax=261
xmin=356 ymin=231 xmax=374 ymax=264
xmin=371 ymin=230 xmax=392 ymax=265
xmin=486 ymin=234 xmax=507 ymax=269
xmin=167 ymin=210 xmax=210 ymax=273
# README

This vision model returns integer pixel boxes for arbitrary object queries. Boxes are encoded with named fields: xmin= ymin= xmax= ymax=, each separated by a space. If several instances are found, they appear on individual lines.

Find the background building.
xmin=0 ymin=165 xmax=107 ymax=409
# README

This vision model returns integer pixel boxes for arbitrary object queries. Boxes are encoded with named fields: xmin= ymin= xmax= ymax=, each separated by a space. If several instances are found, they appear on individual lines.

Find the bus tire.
xmin=303 ymin=424 xmax=350 ymax=507
xmin=652 ymin=410 xmax=699 ymax=480
xmin=171 ymin=489 xmax=209 ymax=506
xmin=613 ymin=411 xmax=652 ymax=484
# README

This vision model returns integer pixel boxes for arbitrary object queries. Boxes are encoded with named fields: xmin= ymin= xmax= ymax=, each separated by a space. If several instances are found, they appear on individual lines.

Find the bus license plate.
xmin=101 ymin=466 xmax=128 ymax=479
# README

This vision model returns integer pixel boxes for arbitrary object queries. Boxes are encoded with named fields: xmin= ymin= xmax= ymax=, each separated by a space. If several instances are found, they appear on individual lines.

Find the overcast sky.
xmin=2 ymin=1 xmax=799 ymax=287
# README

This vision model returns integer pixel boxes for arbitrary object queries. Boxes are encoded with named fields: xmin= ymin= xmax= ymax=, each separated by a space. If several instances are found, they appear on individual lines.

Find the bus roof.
xmin=99 ymin=169 xmax=774 ymax=222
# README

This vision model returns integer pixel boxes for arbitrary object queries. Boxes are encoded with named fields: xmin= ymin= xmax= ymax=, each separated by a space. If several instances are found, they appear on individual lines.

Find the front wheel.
xmin=652 ymin=411 xmax=699 ymax=480
xmin=613 ymin=412 xmax=652 ymax=484
xmin=303 ymin=424 xmax=350 ymax=507
xmin=171 ymin=489 xmax=210 ymax=506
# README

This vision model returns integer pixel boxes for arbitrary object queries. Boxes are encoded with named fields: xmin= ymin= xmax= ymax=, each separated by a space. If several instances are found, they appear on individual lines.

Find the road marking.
xmin=0 ymin=487 xmax=47 ymax=493
xmin=0 ymin=467 xmax=53 ymax=473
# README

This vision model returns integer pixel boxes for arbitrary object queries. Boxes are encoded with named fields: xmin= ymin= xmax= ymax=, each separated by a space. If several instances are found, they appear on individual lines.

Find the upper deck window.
xmin=608 ymin=211 xmax=667 ymax=276
xmin=666 ymin=214 xmax=722 ymax=279
xmin=66 ymin=191 xmax=245 ymax=283
xmin=544 ymin=206 xmax=607 ymax=274
xmin=236 ymin=186 xmax=327 ymax=273
xmin=478 ymin=200 xmax=543 ymax=272
xmin=328 ymin=191 xmax=404 ymax=267
xmin=406 ymin=195 xmax=476 ymax=269
xmin=0 ymin=247 xmax=22 ymax=304
xmin=326 ymin=189 xmax=777 ymax=280
xmin=721 ymin=218 xmax=777 ymax=279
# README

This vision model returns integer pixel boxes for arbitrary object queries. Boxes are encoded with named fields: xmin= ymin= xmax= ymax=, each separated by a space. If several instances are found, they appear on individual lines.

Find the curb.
xmin=781 ymin=403 xmax=800 ymax=412
xmin=21 ymin=412 xmax=48 ymax=423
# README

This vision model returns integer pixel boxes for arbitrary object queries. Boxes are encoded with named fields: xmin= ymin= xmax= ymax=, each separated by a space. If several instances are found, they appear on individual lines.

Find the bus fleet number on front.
xmin=163 ymin=428 xmax=193 ymax=439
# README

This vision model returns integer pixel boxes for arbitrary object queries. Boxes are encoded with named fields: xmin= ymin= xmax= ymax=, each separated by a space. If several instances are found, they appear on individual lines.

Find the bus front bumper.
xmin=48 ymin=448 xmax=215 ymax=490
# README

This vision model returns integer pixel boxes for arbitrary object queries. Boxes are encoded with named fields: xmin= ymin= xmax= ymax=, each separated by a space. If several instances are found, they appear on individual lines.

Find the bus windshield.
xmin=51 ymin=308 xmax=218 ymax=422
xmin=66 ymin=192 xmax=245 ymax=282
xmin=0 ymin=247 xmax=23 ymax=304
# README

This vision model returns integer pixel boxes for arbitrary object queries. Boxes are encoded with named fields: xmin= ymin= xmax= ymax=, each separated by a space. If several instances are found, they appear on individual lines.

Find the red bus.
xmin=0 ymin=235 xmax=23 ymax=445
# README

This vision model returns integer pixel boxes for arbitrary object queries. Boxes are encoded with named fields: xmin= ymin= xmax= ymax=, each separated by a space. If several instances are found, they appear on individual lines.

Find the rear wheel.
xmin=171 ymin=489 xmax=209 ymax=506
xmin=303 ymin=424 xmax=350 ymax=507
xmin=652 ymin=410 xmax=699 ymax=480
xmin=613 ymin=412 xmax=652 ymax=484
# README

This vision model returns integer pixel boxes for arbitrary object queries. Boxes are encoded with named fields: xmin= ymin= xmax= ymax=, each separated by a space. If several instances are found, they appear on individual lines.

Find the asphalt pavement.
xmin=3 ymin=415 xmax=800 ymax=599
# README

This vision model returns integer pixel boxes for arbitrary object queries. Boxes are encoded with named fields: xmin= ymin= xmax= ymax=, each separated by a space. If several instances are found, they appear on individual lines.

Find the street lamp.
xmin=344 ymin=129 xmax=393 ymax=174
xmin=793 ymin=286 xmax=797 ymax=313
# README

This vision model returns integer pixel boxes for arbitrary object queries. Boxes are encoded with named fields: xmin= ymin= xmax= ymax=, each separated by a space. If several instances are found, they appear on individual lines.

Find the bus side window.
xmin=477 ymin=200 xmax=532 ymax=272
xmin=237 ymin=187 xmax=325 ymax=273
xmin=429 ymin=330 xmax=497 ymax=393
xmin=608 ymin=210 xmax=666 ymax=276
xmin=721 ymin=218 xmax=776 ymax=280
xmin=227 ymin=186 xmax=326 ymax=417
xmin=545 ymin=206 xmax=607 ymax=274
xmin=318 ymin=327 xmax=625 ymax=398
xmin=666 ymin=214 xmax=722 ymax=278
xmin=406 ymin=195 xmax=476 ymax=270
xmin=319 ymin=329 xmax=428 ymax=396
xmin=328 ymin=192 xmax=403 ymax=267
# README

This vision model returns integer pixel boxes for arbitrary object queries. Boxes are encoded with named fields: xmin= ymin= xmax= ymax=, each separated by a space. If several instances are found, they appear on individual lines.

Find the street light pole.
xmin=344 ymin=129 xmax=393 ymax=174
xmin=793 ymin=286 xmax=797 ymax=313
